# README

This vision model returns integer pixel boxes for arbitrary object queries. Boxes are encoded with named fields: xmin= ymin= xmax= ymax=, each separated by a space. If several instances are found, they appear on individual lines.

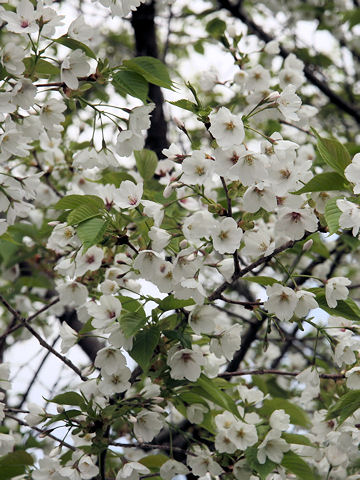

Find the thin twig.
xmin=5 ymin=413 xmax=76 ymax=451
xmin=219 ymin=368 xmax=345 ymax=380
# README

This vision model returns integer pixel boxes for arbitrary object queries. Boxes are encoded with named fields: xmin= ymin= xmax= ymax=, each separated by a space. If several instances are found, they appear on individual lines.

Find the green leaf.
xmin=243 ymin=276 xmax=279 ymax=286
xmin=54 ymin=36 xmax=96 ymax=59
xmin=281 ymin=451 xmax=318 ymax=480
xmin=293 ymin=172 xmax=349 ymax=194
xmin=206 ymin=18 xmax=226 ymax=38
xmin=139 ymin=454 xmax=169 ymax=471
xmin=259 ymin=399 xmax=309 ymax=428
xmin=77 ymin=218 xmax=108 ymax=248
xmin=327 ymin=390 xmax=360 ymax=423
xmin=120 ymin=311 xmax=147 ymax=338
xmin=100 ymin=171 xmax=136 ymax=187
xmin=343 ymin=8 xmax=360 ymax=28
xmin=54 ymin=194 xmax=104 ymax=210
xmin=123 ymin=57 xmax=174 ymax=89
xmin=0 ymin=451 xmax=34 ymax=480
xmin=24 ymin=57 xmax=59 ymax=77
xmin=169 ymin=99 xmax=198 ymax=114
xmin=315 ymin=292 xmax=360 ymax=321
xmin=245 ymin=447 xmax=276 ymax=480
xmin=50 ymin=391 xmax=85 ymax=407
xmin=313 ymin=129 xmax=351 ymax=176
xmin=195 ymin=375 xmax=240 ymax=419
xmin=163 ymin=329 xmax=192 ymax=349
xmin=158 ymin=295 xmax=195 ymax=311
xmin=67 ymin=204 xmax=102 ymax=226
xmin=324 ymin=197 xmax=341 ymax=234
xmin=134 ymin=149 xmax=158 ymax=180
xmin=282 ymin=433 xmax=314 ymax=447
xmin=130 ymin=326 xmax=160 ymax=371
xmin=112 ymin=70 xmax=149 ymax=102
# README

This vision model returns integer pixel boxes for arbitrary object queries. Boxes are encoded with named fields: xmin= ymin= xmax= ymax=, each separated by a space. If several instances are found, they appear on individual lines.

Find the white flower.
xmin=95 ymin=0 xmax=145 ymax=18
xmin=211 ymin=217 xmax=243 ymax=254
xmin=0 ymin=432 xmax=15 ymax=456
xmin=246 ymin=65 xmax=271 ymax=91
xmin=276 ymin=207 xmax=318 ymax=241
xmin=209 ymin=107 xmax=245 ymax=148
xmin=345 ymin=366 xmax=360 ymax=389
xmin=116 ymin=462 xmax=150 ymax=480
xmin=148 ymin=226 xmax=171 ymax=252
xmin=1 ymin=43 xmax=25 ymax=75
xmin=264 ymin=284 xmax=298 ymax=321
xmin=94 ymin=347 xmax=128 ymax=375
xmin=228 ymin=421 xmax=258 ymax=450
xmin=167 ymin=348 xmax=205 ymax=381
xmin=78 ymin=456 xmax=99 ymax=479
xmin=277 ymin=84 xmax=302 ymax=121
xmin=160 ymin=460 xmax=189 ymax=480
xmin=242 ymin=225 xmax=275 ymax=259
xmin=296 ymin=367 xmax=320 ymax=403
xmin=100 ymin=368 xmax=131 ymax=395
xmin=24 ymin=402 xmax=45 ymax=426
xmin=133 ymin=410 xmax=164 ymax=442
xmin=186 ymin=445 xmax=224 ymax=477
xmin=294 ymin=290 xmax=318 ymax=317
xmin=189 ymin=305 xmax=216 ymax=334
xmin=75 ymin=246 xmax=104 ymax=277
xmin=269 ymin=410 xmax=290 ymax=431
xmin=345 ymin=153 xmax=360 ymax=194
xmin=228 ymin=147 xmax=268 ymax=186
xmin=187 ymin=403 xmax=208 ymax=424
xmin=59 ymin=323 xmax=78 ymax=353
xmin=68 ymin=16 xmax=94 ymax=43
xmin=61 ymin=50 xmax=90 ymax=90
xmin=0 ymin=0 xmax=38 ymax=34
xmin=114 ymin=181 xmax=143 ymax=209
xmin=210 ymin=324 xmax=242 ymax=361
xmin=115 ymin=129 xmax=144 ymax=157
xmin=181 ymin=150 xmax=214 ymax=185
xmin=87 ymin=295 xmax=122 ymax=329
xmin=257 ymin=429 xmax=290 ymax=464
xmin=325 ymin=277 xmax=351 ymax=308
xmin=242 ymin=182 xmax=277 ymax=213
xmin=57 ymin=282 xmax=88 ymax=307
xmin=32 ymin=457 xmax=63 ymax=480
xmin=337 ymin=198 xmax=360 ymax=235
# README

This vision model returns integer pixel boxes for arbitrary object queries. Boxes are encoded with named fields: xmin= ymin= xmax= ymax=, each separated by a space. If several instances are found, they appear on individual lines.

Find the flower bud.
xmin=303 ymin=239 xmax=313 ymax=251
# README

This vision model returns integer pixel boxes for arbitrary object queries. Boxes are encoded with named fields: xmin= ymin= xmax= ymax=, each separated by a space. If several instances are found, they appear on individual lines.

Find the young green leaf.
xmin=54 ymin=194 xmax=104 ymax=210
xmin=327 ymin=390 xmax=360 ymax=423
xmin=67 ymin=204 xmax=102 ymax=226
xmin=77 ymin=218 xmax=108 ymax=248
xmin=324 ymin=197 xmax=342 ymax=234
xmin=130 ymin=326 xmax=160 ymax=371
xmin=313 ymin=129 xmax=351 ymax=176
xmin=281 ymin=451 xmax=319 ymax=480
xmin=294 ymin=172 xmax=349 ymax=194
xmin=54 ymin=36 xmax=96 ymax=59
xmin=112 ymin=69 xmax=149 ymax=102
xmin=134 ymin=149 xmax=158 ymax=180
xmin=123 ymin=57 xmax=174 ymax=89
xmin=120 ymin=311 xmax=147 ymax=338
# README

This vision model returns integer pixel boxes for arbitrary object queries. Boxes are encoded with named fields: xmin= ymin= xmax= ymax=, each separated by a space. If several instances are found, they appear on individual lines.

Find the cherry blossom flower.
xmin=181 ymin=150 xmax=214 ymax=186
xmin=209 ymin=107 xmax=245 ymax=148
xmin=114 ymin=180 xmax=143 ymax=209
xmin=75 ymin=245 xmax=104 ymax=277
xmin=87 ymin=295 xmax=122 ymax=329
xmin=133 ymin=410 xmax=164 ymax=442
xmin=187 ymin=403 xmax=208 ymax=424
xmin=186 ymin=445 xmax=224 ymax=477
xmin=167 ymin=348 xmax=205 ymax=381
xmin=294 ymin=290 xmax=318 ymax=317
xmin=277 ymin=84 xmax=302 ymax=121
xmin=345 ymin=366 xmax=360 ymax=390
xmin=276 ymin=207 xmax=318 ymax=240
xmin=189 ymin=305 xmax=216 ymax=334
xmin=211 ymin=217 xmax=243 ymax=254
xmin=344 ymin=153 xmax=360 ymax=194
xmin=59 ymin=323 xmax=78 ymax=353
xmin=0 ymin=0 xmax=38 ymax=34
xmin=257 ymin=429 xmax=290 ymax=464
xmin=325 ymin=277 xmax=351 ymax=308
xmin=116 ymin=462 xmax=150 ymax=480
xmin=337 ymin=199 xmax=360 ymax=235
xmin=264 ymin=283 xmax=298 ymax=321
xmin=61 ymin=50 xmax=90 ymax=90
xmin=160 ymin=460 xmax=189 ymax=480
xmin=57 ymin=282 xmax=88 ymax=307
